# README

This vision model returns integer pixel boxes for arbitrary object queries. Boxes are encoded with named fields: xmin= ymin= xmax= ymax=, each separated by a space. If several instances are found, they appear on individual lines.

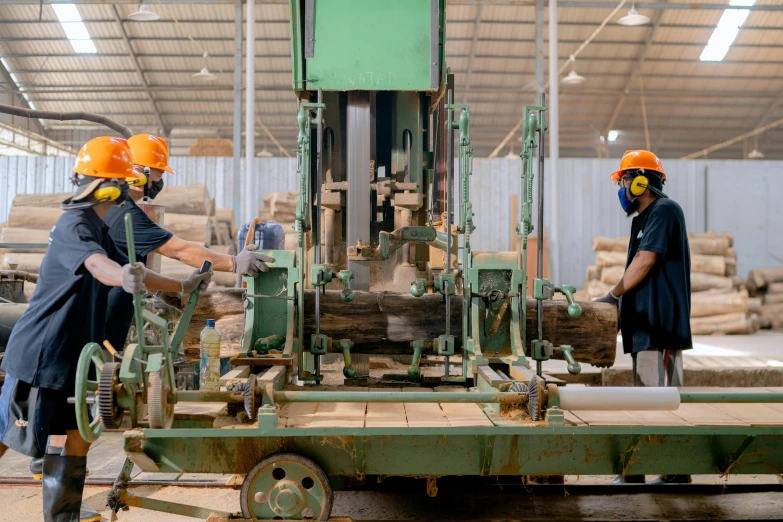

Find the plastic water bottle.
xmin=200 ymin=319 xmax=221 ymax=391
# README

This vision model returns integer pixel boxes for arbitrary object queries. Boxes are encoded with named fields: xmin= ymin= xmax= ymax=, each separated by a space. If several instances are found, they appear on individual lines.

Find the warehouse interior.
xmin=0 ymin=1 xmax=782 ymax=521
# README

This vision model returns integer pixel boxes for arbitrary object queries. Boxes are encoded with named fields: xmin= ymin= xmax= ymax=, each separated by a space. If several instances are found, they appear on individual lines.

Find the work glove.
xmin=121 ymin=263 xmax=145 ymax=294
xmin=234 ymin=244 xmax=276 ymax=276
xmin=593 ymin=291 xmax=620 ymax=306
xmin=181 ymin=268 xmax=213 ymax=294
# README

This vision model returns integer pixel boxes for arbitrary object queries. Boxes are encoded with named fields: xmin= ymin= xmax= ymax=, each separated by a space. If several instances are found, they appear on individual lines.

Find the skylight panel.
xmin=700 ymin=1 xmax=755 ymax=62
xmin=52 ymin=3 xmax=97 ymax=54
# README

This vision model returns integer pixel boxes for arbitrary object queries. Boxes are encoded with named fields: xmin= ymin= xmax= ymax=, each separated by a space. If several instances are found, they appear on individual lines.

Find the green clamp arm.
xmin=555 ymin=345 xmax=581 ymax=375
xmin=340 ymin=339 xmax=356 ymax=379
xmin=338 ymin=270 xmax=354 ymax=303
xmin=557 ymin=284 xmax=582 ymax=318
xmin=410 ymin=278 xmax=427 ymax=298
xmin=408 ymin=341 xmax=424 ymax=379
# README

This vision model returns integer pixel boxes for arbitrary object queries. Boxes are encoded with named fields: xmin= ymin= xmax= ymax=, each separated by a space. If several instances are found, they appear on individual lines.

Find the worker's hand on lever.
xmin=234 ymin=244 xmax=276 ymax=276
xmin=593 ymin=291 xmax=619 ymax=306
xmin=121 ymin=263 xmax=146 ymax=294
xmin=181 ymin=268 xmax=213 ymax=294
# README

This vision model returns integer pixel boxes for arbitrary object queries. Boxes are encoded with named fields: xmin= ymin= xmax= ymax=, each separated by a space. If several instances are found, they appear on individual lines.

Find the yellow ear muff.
xmin=127 ymin=173 xmax=147 ymax=186
xmin=94 ymin=183 xmax=121 ymax=202
xmin=630 ymin=175 xmax=648 ymax=197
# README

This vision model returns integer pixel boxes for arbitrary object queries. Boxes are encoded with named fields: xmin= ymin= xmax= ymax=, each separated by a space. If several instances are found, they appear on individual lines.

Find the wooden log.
xmin=181 ymin=290 xmax=618 ymax=367
xmin=690 ymin=312 xmax=758 ymax=335
xmin=581 ymin=280 xmax=614 ymax=301
xmin=691 ymin=273 xmax=734 ymax=292
xmin=12 ymin=192 xmax=70 ymax=208
xmin=600 ymin=265 xmax=624 ymax=285
xmin=153 ymin=184 xmax=211 ymax=216
xmin=215 ymin=208 xmax=234 ymax=226
xmin=595 ymin=251 xmax=626 ymax=268
xmin=163 ymin=213 xmax=211 ymax=245
xmin=592 ymin=235 xmax=731 ymax=256
xmin=747 ymin=267 xmax=783 ymax=293
xmin=724 ymin=255 xmax=736 ymax=277
xmin=691 ymin=231 xmax=733 ymax=248
xmin=1 ymin=253 xmax=45 ymax=273
xmin=585 ymin=265 xmax=600 ymax=281
xmin=758 ymin=304 xmax=783 ymax=329
xmin=748 ymin=297 xmax=763 ymax=316
xmin=690 ymin=254 xmax=726 ymax=276
xmin=160 ymin=257 xmax=235 ymax=287
xmin=766 ymin=282 xmax=783 ymax=295
xmin=7 ymin=207 xmax=63 ymax=230
xmin=182 ymin=314 xmax=244 ymax=359
xmin=763 ymin=293 xmax=783 ymax=306
xmin=690 ymin=290 xmax=748 ymax=318
xmin=0 ymin=228 xmax=50 ymax=253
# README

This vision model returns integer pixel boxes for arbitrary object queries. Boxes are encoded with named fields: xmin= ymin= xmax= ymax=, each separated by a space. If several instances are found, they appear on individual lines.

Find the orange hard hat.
xmin=610 ymin=150 xmax=666 ymax=182
xmin=128 ymin=133 xmax=174 ymax=174
xmin=73 ymin=136 xmax=139 ymax=180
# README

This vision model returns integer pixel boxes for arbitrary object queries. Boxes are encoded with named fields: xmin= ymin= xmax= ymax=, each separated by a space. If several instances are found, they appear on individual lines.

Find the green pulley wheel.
xmin=240 ymin=453 xmax=333 ymax=520
xmin=147 ymin=367 xmax=174 ymax=429
xmin=74 ymin=342 xmax=107 ymax=443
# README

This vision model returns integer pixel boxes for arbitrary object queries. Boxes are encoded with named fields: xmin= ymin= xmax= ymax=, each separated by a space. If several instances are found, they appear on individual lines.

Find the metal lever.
xmin=556 ymin=345 xmax=582 ymax=375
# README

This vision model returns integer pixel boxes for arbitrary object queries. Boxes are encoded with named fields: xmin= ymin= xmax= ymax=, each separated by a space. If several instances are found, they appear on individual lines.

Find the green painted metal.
xmin=294 ymin=0 xmax=443 ymax=92
xmin=74 ymin=342 xmax=106 ymax=443
xmin=273 ymin=391 xmax=521 ymax=404
xmin=681 ymin=392 xmax=783 ymax=403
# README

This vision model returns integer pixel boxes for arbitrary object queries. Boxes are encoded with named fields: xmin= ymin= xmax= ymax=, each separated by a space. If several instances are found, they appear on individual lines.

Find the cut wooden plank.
xmin=219 ymin=365 xmax=250 ymax=383
xmin=365 ymin=403 xmax=407 ymax=427
xmin=404 ymin=403 xmax=449 ymax=427
xmin=672 ymin=404 xmax=749 ymax=426
xmin=282 ymin=403 xmax=319 ymax=428
xmin=710 ymin=403 xmax=783 ymax=426
xmin=440 ymin=403 xmax=494 ymax=427
xmin=309 ymin=402 xmax=366 ymax=428
xmin=563 ymin=411 xmax=586 ymax=426
xmin=568 ymin=411 xmax=640 ymax=426
xmin=623 ymin=410 xmax=691 ymax=426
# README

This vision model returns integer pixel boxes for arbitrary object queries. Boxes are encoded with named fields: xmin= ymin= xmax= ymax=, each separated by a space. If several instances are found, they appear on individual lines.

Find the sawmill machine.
xmin=21 ymin=0 xmax=783 ymax=519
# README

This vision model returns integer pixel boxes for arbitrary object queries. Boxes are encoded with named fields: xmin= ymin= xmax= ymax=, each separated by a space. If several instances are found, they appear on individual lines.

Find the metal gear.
xmin=98 ymin=362 xmax=123 ymax=429
xmin=510 ymin=382 xmax=528 ymax=394
xmin=527 ymin=375 xmax=544 ymax=421
xmin=148 ymin=368 xmax=174 ymax=429
xmin=244 ymin=374 xmax=257 ymax=421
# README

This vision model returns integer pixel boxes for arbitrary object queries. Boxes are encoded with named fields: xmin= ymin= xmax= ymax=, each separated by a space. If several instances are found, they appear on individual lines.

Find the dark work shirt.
xmin=104 ymin=201 xmax=173 ymax=350
xmin=620 ymin=198 xmax=692 ymax=354
xmin=1 ymin=208 xmax=128 ymax=392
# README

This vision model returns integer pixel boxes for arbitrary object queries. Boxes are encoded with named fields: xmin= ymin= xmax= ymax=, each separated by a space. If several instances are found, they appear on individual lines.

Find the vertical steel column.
xmin=548 ymin=0 xmax=560 ymax=282
xmin=315 ymin=88 xmax=323 ymax=264
xmin=346 ymin=92 xmax=371 ymax=291
xmin=245 ymin=0 xmax=256 ymax=224
xmin=536 ymin=93 xmax=546 ymax=378
xmin=232 ymin=0 xmax=242 ymax=228
xmin=444 ymin=76 xmax=454 ymax=379
xmin=535 ymin=0 xmax=544 ymax=100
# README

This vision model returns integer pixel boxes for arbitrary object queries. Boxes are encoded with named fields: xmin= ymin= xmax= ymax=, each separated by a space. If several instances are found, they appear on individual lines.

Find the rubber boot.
xmin=31 ymin=445 xmax=64 ymax=480
xmin=610 ymin=475 xmax=645 ymax=484
xmin=42 ymin=454 xmax=100 ymax=522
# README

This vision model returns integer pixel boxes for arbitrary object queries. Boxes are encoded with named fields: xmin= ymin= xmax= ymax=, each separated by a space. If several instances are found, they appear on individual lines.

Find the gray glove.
xmin=593 ymin=291 xmax=620 ymax=305
xmin=122 ymin=263 xmax=145 ymax=294
xmin=234 ymin=244 xmax=276 ymax=276
xmin=181 ymin=268 xmax=213 ymax=294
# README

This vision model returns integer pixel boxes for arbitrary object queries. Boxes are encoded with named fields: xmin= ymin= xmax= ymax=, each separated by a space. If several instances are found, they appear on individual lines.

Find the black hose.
xmin=0 ymin=103 xmax=133 ymax=138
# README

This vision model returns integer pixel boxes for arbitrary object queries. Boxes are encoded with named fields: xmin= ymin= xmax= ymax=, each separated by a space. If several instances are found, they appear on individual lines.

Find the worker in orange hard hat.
xmin=597 ymin=150 xmax=692 ymax=485
xmin=0 ymin=137 xmax=206 ymax=522
xmin=99 ymin=133 xmax=274 ymax=356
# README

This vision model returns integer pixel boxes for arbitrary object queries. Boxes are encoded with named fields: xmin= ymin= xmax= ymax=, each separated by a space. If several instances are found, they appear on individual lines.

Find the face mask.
xmin=114 ymin=184 xmax=131 ymax=207
xmin=618 ymin=186 xmax=639 ymax=216
xmin=148 ymin=178 xmax=165 ymax=199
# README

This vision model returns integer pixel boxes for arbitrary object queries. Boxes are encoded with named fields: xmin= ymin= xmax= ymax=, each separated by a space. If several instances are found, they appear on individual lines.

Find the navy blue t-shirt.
xmin=620 ymin=198 xmax=693 ymax=354
xmin=103 ymin=201 xmax=173 ymax=350
xmin=1 ymin=208 xmax=128 ymax=392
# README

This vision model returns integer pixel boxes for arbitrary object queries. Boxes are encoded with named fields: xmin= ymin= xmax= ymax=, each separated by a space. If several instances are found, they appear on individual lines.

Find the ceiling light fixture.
xmin=193 ymin=52 xmax=217 ymax=80
xmin=504 ymin=145 xmax=518 ymax=160
xmin=618 ymin=4 xmax=651 ymax=26
xmin=128 ymin=4 xmax=160 ymax=22
xmin=561 ymin=70 xmax=586 ymax=85
xmin=747 ymin=148 xmax=764 ymax=159
xmin=607 ymin=130 xmax=619 ymax=143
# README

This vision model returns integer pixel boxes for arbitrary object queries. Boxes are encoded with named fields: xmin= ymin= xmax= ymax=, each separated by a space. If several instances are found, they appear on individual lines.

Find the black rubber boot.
xmin=648 ymin=474 xmax=692 ymax=484
xmin=31 ymin=445 xmax=64 ymax=480
xmin=610 ymin=475 xmax=645 ymax=484
xmin=42 ymin=454 xmax=89 ymax=522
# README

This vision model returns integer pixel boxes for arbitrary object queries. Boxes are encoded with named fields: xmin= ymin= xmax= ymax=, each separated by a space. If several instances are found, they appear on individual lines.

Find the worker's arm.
xmin=154 ymin=235 xmax=275 ymax=276
xmin=83 ymin=253 xmax=186 ymax=293
xmin=154 ymin=235 xmax=234 ymax=272
xmin=611 ymin=250 xmax=659 ymax=297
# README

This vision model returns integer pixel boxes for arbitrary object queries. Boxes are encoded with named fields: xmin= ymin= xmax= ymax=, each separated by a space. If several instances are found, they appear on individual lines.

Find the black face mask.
xmin=114 ymin=183 xmax=131 ymax=207
xmin=147 ymin=178 xmax=165 ymax=199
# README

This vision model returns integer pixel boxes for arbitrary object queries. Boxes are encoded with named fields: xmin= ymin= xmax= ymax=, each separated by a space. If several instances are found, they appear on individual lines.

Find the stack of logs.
xmin=258 ymin=191 xmax=298 ymax=250
xmin=583 ymin=232 xmax=761 ymax=335
xmin=746 ymin=267 xmax=783 ymax=330
xmin=0 ymin=184 xmax=238 ymax=288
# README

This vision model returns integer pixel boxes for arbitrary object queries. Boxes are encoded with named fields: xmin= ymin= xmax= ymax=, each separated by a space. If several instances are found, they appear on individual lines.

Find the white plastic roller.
xmin=557 ymin=387 xmax=680 ymax=411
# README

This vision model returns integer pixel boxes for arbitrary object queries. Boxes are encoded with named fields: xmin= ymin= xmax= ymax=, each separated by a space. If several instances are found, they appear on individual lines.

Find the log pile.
xmin=258 ymin=191 xmax=298 ymax=250
xmin=0 ymin=186 xmax=238 ymax=286
xmin=188 ymin=138 xmax=233 ymax=157
xmin=745 ymin=267 xmax=783 ymax=330
xmin=582 ymin=232 xmax=760 ymax=335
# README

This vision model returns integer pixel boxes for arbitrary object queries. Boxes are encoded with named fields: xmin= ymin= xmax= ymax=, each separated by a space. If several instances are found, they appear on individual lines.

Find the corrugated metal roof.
xmin=1 ymin=1 xmax=782 ymax=159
